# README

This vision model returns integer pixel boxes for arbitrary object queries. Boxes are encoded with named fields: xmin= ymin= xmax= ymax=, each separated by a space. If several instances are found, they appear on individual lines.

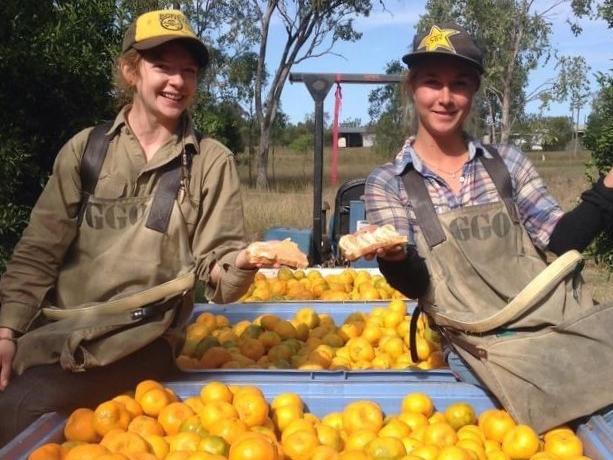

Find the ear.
xmin=121 ymin=62 xmax=138 ymax=87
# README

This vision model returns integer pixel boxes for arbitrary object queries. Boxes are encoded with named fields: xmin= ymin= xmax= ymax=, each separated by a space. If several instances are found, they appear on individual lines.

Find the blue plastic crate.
xmin=4 ymin=381 xmax=611 ymax=460
xmin=180 ymin=302 xmax=455 ymax=381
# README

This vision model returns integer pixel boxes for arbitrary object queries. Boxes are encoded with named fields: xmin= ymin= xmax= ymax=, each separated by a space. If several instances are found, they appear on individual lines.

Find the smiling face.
xmin=124 ymin=40 xmax=199 ymax=126
xmin=408 ymin=56 xmax=480 ymax=141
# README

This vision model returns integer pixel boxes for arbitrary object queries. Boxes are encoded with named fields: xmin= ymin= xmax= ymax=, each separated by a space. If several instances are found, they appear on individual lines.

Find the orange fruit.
xmin=411 ymin=444 xmax=440 ymax=460
xmin=401 ymin=436 xmax=422 ymax=455
xmin=233 ymin=392 xmax=270 ymax=427
xmin=478 ymin=410 xmax=516 ymax=443
xmin=271 ymin=392 xmax=303 ymax=410
xmin=28 ymin=443 xmax=65 ymax=460
xmin=379 ymin=418 xmax=411 ymax=439
xmin=100 ymin=431 xmax=151 ymax=455
xmin=229 ymin=432 xmax=279 ymax=460
xmin=135 ymin=380 xmax=164 ymax=402
xmin=124 ymin=453 xmax=158 ymax=460
xmin=543 ymin=427 xmax=575 ymax=444
xmin=273 ymin=403 xmax=304 ymax=431
xmin=138 ymin=388 xmax=173 ymax=417
xmin=457 ymin=425 xmax=486 ymax=444
xmin=401 ymin=393 xmax=434 ymax=418
xmin=321 ymin=412 xmax=344 ymax=430
xmin=184 ymin=396 xmax=206 ymax=414
xmin=168 ymin=432 xmax=202 ymax=452
xmin=128 ymin=415 xmax=165 ymax=437
xmin=338 ymin=450 xmax=370 ymax=460
xmin=199 ymin=400 xmax=238 ymax=429
xmin=64 ymin=408 xmax=100 ymax=443
xmin=444 ymin=403 xmax=476 ymax=430
xmin=64 ymin=443 xmax=110 ymax=460
xmin=281 ymin=419 xmax=317 ymax=442
xmin=423 ymin=422 xmax=458 ymax=448
xmin=316 ymin=424 xmax=343 ymax=451
xmin=113 ymin=395 xmax=144 ymax=419
xmin=97 ymin=454 xmax=130 ymax=460
xmin=199 ymin=346 xmax=232 ymax=369
xmin=311 ymin=445 xmax=341 ymax=460
xmin=209 ymin=418 xmax=248 ymax=444
xmin=158 ymin=402 xmax=195 ymax=435
xmin=179 ymin=415 xmax=208 ymax=437
xmin=364 ymin=436 xmax=407 ymax=458
xmin=398 ymin=411 xmax=429 ymax=432
xmin=342 ymin=401 xmax=384 ymax=434
xmin=281 ymin=429 xmax=320 ymax=460
xmin=164 ymin=452 xmax=191 ymax=460
xmin=501 ymin=425 xmax=539 ymax=460
xmin=456 ymin=439 xmax=487 ymax=460
xmin=437 ymin=446 xmax=473 ymax=460
xmin=544 ymin=431 xmax=583 ymax=458
xmin=94 ymin=400 xmax=132 ymax=436
xmin=199 ymin=434 xmax=230 ymax=456
xmin=429 ymin=412 xmax=447 ymax=425
xmin=142 ymin=434 xmax=169 ymax=460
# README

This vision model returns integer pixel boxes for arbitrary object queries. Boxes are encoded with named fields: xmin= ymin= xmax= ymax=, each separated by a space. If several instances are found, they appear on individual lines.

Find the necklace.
xmin=422 ymin=157 xmax=466 ymax=179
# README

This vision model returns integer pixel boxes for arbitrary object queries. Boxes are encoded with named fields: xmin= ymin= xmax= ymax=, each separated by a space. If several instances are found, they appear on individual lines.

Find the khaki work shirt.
xmin=0 ymin=107 xmax=255 ymax=334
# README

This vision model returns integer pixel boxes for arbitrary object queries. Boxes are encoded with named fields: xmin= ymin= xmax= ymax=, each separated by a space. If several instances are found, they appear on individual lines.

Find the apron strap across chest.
xmin=76 ymin=122 xmax=198 ymax=233
xmin=480 ymin=145 xmax=519 ymax=223
xmin=77 ymin=121 xmax=114 ymax=226
xmin=401 ymin=145 xmax=519 ymax=249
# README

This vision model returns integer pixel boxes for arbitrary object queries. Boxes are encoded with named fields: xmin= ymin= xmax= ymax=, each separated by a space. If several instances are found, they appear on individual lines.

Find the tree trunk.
xmin=256 ymin=121 xmax=271 ymax=190
xmin=500 ymin=86 xmax=512 ymax=145
xmin=573 ymin=107 xmax=580 ymax=158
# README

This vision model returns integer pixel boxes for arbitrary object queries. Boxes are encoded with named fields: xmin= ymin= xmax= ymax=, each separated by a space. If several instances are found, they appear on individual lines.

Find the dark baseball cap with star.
xmin=402 ymin=23 xmax=484 ymax=74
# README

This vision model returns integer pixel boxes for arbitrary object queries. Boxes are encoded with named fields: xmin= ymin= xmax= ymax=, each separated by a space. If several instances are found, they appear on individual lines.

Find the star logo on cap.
xmin=418 ymin=25 xmax=460 ymax=53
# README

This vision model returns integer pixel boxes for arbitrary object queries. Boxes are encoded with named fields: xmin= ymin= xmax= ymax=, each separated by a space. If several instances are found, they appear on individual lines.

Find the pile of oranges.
xmin=240 ymin=268 xmax=406 ymax=302
xmin=176 ymin=301 xmax=445 ymax=371
xmin=29 ymin=380 xmax=590 ymax=460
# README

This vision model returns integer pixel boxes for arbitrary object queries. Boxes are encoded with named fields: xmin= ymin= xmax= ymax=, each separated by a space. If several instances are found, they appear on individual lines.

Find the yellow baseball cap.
xmin=122 ymin=10 xmax=209 ymax=68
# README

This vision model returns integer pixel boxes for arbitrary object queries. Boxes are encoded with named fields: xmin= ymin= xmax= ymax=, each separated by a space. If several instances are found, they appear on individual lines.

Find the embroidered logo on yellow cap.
xmin=134 ymin=10 xmax=196 ymax=42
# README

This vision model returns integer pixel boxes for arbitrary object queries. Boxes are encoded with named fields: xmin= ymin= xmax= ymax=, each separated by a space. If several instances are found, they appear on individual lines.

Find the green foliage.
xmin=289 ymin=133 xmax=314 ymax=155
xmin=368 ymin=60 xmax=409 ymax=157
xmin=192 ymin=97 xmax=245 ymax=154
xmin=0 ymin=0 xmax=120 ymax=271
xmin=583 ymin=73 xmax=613 ymax=271
xmin=513 ymin=115 xmax=574 ymax=151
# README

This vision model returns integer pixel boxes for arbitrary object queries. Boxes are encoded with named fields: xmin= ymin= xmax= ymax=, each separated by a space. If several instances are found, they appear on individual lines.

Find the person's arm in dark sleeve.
xmin=548 ymin=176 xmax=613 ymax=255
xmin=377 ymin=246 xmax=430 ymax=299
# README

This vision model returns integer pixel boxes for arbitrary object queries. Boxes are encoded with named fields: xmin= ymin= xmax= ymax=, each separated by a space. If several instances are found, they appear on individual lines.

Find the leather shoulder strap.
xmin=77 ymin=121 xmax=114 ymax=225
xmin=145 ymin=159 xmax=184 ymax=233
xmin=480 ymin=145 xmax=519 ymax=223
xmin=401 ymin=168 xmax=447 ymax=248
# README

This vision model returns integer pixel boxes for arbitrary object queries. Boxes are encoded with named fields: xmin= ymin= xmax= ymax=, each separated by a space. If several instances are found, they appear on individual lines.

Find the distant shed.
xmin=338 ymin=126 xmax=375 ymax=148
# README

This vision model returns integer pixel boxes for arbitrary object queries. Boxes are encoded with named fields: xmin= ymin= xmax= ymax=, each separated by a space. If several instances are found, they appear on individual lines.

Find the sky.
xmin=264 ymin=0 xmax=612 ymax=126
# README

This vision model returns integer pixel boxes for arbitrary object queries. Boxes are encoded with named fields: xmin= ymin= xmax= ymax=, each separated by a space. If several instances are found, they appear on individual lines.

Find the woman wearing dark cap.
xmin=0 ymin=9 xmax=269 ymax=445
xmin=364 ymin=23 xmax=613 ymax=432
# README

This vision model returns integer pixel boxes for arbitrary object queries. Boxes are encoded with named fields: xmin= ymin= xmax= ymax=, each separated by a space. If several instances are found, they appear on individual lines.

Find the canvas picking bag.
xmin=402 ymin=150 xmax=613 ymax=433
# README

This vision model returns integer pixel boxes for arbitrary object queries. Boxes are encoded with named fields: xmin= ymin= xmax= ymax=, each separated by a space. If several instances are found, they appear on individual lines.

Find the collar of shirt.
xmin=106 ymin=105 xmax=201 ymax=157
xmin=391 ymin=134 xmax=493 ymax=177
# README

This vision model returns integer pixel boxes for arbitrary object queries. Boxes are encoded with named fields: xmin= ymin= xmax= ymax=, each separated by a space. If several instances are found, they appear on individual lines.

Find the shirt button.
xmin=459 ymin=176 xmax=465 ymax=183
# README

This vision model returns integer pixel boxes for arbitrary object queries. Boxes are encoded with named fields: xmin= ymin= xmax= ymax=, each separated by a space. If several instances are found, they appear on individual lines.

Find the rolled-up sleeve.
xmin=0 ymin=131 xmax=87 ymax=332
xmin=191 ymin=143 xmax=255 ymax=303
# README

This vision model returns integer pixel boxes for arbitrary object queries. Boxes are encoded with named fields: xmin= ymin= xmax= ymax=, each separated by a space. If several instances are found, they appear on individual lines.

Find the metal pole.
xmin=290 ymin=72 xmax=405 ymax=265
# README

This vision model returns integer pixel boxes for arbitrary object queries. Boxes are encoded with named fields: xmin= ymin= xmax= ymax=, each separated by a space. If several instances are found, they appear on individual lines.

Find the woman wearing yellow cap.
xmin=364 ymin=23 xmax=613 ymax=432
xmin=0 ymin=10 xmax=270 ymax=444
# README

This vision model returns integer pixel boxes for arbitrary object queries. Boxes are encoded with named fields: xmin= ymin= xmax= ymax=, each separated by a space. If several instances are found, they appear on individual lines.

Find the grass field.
xmin=237 ymin=146 xmax=612 ymax=302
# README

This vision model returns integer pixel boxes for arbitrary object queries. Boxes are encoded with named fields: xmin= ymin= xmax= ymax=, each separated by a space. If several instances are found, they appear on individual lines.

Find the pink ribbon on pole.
xmin=331 ymin=80 xmax=342 ymax=186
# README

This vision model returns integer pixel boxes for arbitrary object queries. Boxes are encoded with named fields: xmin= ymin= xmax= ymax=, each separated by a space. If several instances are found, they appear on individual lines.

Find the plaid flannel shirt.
xmin=364 ymin=136 xmax=564 ymax=251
